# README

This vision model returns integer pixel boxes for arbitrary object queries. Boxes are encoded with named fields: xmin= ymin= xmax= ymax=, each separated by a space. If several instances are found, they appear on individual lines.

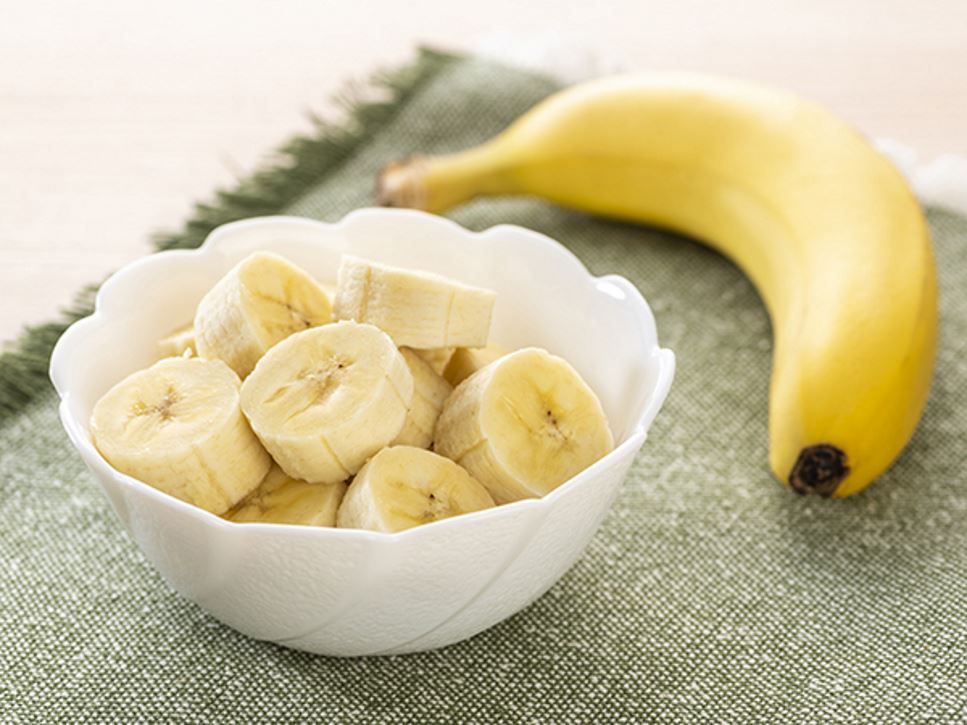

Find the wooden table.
xmin=2 ymin=0 xmax=965 ymax=342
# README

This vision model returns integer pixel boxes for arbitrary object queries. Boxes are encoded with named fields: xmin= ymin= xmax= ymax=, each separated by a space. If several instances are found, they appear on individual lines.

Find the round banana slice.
xmin=332 ymin=255 xmax=496 ymax=349
xmin=435 ymin=347 xmax=614 ymax=504
xmin=90 ymin=357 xmax=271 ymax=515
xmin=393 ymin=348 xmax=453 ymax=449
xmin=442 ymin=342 xmax=510 ymax=387
xmin=194 ymin=251 xmax=332 ymax=378
xmin=336 ymin=446 xmax=495 ymax=533
xmin=226 ymin=464 xmax=347 ymax=527
xmin=240 ymin=321 xmax=413 ymax=484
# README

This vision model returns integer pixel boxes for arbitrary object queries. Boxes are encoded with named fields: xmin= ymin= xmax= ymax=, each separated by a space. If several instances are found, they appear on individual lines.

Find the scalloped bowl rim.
xmin=50 ymin=209 xmax=675 ymax=544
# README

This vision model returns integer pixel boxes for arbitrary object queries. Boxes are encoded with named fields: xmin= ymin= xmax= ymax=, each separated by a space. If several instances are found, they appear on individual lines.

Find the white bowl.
xmin=50 ymin=210 xmax=675 ymax=657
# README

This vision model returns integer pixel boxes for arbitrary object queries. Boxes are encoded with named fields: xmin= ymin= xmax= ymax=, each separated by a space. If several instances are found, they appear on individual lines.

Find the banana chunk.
xmin=336 ymin=446 xmax=495 ymax=533
xmin=90 ymin=357 xmax=271 ymax=515
xmin=410 ymin=346 xmax=454 ymax=375
xmin=435 ymin=348 xmax=613 ymax=504
xmin=226 ymin=464 xmax=347 ymax=527
xmin=393 ymin=348 xmax=453 ymax=449
xmin=157 ymin=323 xmax=196 ymax=359
xmin=442 ymin=342 xmax=510 ymax=387
xmin=194 ymin=251 xmax=332 ymax=378
xmin=332 ymin=255 xmax=496 ymax=349
xmin=240 ymin=321 xmax=413 ymax=484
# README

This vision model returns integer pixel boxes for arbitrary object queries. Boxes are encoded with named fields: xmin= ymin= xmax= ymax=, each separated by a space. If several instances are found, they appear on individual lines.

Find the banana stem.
xmin=377 ymin=143 xmax=509 ymax=213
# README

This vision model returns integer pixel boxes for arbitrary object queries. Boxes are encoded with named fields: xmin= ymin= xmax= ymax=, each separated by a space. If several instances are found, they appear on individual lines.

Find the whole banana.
xmin=379 ymin=74 xmax=938 ymax=497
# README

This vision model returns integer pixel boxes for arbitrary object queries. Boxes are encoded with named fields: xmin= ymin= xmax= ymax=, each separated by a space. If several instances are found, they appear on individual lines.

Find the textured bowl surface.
xmin=50 ymin=210 xmax=675 ymax=656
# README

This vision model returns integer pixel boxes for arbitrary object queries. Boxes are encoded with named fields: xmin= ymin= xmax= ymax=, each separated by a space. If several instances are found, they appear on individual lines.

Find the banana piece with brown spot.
xmin=240 ymin=321 xmax=413 ymax=484
xmin=435 ymin=348 xmax=613 ymax=504
xmin=336 ymin=445 xmax=494 ymax=533
xmin=90 ymin=357 xmax=271 ymax=514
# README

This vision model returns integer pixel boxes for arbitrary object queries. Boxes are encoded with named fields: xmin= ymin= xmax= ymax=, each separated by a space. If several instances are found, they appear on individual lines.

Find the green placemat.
xmin=1 ymin=49 xmax=965 ymax=723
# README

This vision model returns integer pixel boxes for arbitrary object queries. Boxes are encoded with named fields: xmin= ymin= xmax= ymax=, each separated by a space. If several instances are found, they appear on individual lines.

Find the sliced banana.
xmin=240 ymin=321 xmax=413 ymax=484
xmin=435 ymin=348 xmax=614 ymax=504
xmin=393 ymin=348 xmax=453 ymax=449
xmin=332 ymin=255 xmax=496 ymax=349
xmin=90 ymin=357 xmax=271 ymax=514
xmin=410 ymin=346 xmax=455 ymax=375
xmin=336 ymin=446 xmax=495 ymax=533
xmin=157 ymin=323 xmax=196 ymax=359
xmin=443 ymin=342 xmax=510 ymax=387
xmin=194 ymin=251 xmax=332 ymax=378
xmin=225 ymin=464 xmax=347 ymax=527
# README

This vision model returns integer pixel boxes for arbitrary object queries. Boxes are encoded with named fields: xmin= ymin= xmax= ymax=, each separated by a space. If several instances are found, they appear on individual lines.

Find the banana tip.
xmin=788 ymin=444 xmax=849 ymax=497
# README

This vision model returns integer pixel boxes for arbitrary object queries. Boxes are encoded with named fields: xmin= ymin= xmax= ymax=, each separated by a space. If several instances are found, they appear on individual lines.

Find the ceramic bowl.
xmin=50 ymin=210 xmax=675 ymax=656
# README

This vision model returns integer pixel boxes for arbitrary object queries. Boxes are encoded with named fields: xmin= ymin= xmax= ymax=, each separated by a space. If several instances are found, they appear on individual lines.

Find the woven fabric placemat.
xmin=1 ymin=49 xmax=964 ymax=723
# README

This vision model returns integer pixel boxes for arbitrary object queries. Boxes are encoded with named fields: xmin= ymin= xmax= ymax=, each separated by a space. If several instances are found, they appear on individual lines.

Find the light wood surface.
xmin=2 ymin=0 xmax=965 ymax=343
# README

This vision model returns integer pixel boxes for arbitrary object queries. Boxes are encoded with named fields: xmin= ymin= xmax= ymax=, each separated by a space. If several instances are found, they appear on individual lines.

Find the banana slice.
xmin=410 ymin=346 xmax=455 ymax=375
xmin=194 ymin=251 xmax=332 ymax=378
xmin=240 ymin=321 xmax=413 ymax=484
xmin=442 ymin=342 xmax=510 ymax=386
xmin=434 ymin=348 xmax=614 ymax=503
xmin=336 ymin=446 xmax=495 ymax=533
xmin=225 ymin=464 xmax=347 ymax=527
xmin=90 ymin=357 xmax=271 ymax=514
xmin=394 ymin=348 xmax=453 ymax=449
xmin=157 ymin=323 xmax=196 ymax=359
xmin=332 ymin=255 xmax=496 ymax=349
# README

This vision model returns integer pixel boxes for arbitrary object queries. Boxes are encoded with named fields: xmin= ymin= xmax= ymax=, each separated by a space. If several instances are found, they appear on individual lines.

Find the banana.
xmin=90 ymin=357 xmax=271 ymax=514
xmin=194 ymin=251 xmax=332 ymax=378
xmin=225 ymin=464 xmax=347 ymax=527
xmin=240 ymin=321 xmax=413 ymax=484
xmin=157 ymin=323 xmax=196 ymax=359
xmin=410 ymin=346 xmax=455 ymax=375
xmin=442 ymin=343 xmax=510 ymax=387
xmin=336 ymin=445 xmax=495 ymax=533
xmin=394 ymin=348 xmax=453 ymax=449
xmin=434 ymin=347 xmax=614 ymax=504
xmin=332 ymin=255 xmax=496 ymax=349
xmin=379 ymin=74 xmax=938 ymax=497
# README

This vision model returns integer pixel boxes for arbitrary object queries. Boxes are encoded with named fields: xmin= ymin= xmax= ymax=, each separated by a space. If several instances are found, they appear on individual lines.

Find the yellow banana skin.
xmin=378 ymin=74 xmax=938 ymax=497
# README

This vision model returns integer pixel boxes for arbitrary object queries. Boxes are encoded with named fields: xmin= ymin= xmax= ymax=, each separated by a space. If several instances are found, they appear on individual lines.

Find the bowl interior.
xmin=52 ymin=210 xmax=670 ymax=462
